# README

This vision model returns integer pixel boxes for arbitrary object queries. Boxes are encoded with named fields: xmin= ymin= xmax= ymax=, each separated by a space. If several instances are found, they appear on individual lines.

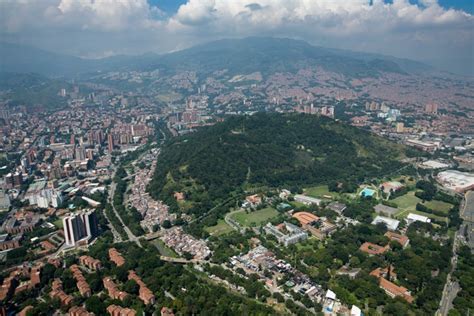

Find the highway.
xmin=108 ymin=167 xmax=142 ymax=248
xmin=437 ymin=191 xmax=473 ymax=316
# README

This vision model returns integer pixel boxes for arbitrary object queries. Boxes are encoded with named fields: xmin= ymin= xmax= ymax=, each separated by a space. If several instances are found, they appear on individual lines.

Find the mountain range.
xmin=0 ymin=37 xmax=434 ymax=78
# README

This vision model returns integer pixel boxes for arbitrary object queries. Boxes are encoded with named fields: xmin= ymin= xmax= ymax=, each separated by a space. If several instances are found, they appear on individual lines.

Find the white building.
xmin=371 ymin=216 xmax=400 ymax=231
xmin=29 ymin=189 xmax=63 ymax=209
xmin=436 ymin=170 xmax=474 ymax=193
xmin=294 ymin=194 xmax=321 ymax=206
xmin=406 ymin=213 xmax=431 ymax=225
xmin=264 ymin=222 xmax=308 ymax=247
xmin=63 ymin=209 xmax=98 ymax=247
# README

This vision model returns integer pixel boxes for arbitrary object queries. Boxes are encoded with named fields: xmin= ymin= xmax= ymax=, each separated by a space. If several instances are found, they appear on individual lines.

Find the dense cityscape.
xmin=1 ymin=1 xmax=474 ymax=316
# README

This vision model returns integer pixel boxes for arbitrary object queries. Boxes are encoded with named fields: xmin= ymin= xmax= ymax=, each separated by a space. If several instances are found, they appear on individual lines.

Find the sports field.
xmin=392 ymin=191 xmax=421 ymax=211
xmin=205 ymin=219 xmax=233 ymax=236
xmin=230 ymin=207 xmax=279 ymax=227
xmin=392 ymin=191 xmax=451 ymax=222
xmin=304 ymin=185 xmax=338 ymax=198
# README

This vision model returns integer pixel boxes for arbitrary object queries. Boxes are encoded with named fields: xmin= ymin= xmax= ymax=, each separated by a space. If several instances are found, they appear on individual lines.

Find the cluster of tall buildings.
xmin=295 ymin=103 xmax=335 ymax=118
xmin=63 ymin=209 xmax=98 ymax=247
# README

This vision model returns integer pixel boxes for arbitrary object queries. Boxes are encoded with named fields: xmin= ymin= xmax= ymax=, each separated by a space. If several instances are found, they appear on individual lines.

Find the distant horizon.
xmin=1 ymin=36 xmax=459 ymax=77
xmin=1 ymin=0 xmax=472 ymax=76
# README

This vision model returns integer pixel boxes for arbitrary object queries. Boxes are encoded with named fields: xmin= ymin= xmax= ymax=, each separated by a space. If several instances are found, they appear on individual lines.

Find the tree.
xmin=162 ymin=220 xmax=172 ymax=229
xmin=85 ymin=296 xmax=106 ymax=315
xmin=123 ymin=279 xmax=139 ymax=295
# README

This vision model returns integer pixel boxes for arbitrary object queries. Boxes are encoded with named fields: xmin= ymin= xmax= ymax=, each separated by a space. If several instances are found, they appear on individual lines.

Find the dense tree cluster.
xmin=451 ymin=245 xmax=474 ymax=315
xmin=148 ymin=113 xmax=407 ymax=213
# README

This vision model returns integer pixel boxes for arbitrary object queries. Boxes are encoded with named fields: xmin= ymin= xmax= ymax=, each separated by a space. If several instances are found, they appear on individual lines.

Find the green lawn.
xmin=304 ymin=185 xmax=338 ymax=198
xmin=423 ymin=200 xmax=453 ymax=214
xmin=392 ymin=191 xmax=449 ymax=222
xmin=230 ymin=207 xmax=279 ymax=227
xmin=205 ymin=219 xmax=234 ymax=236
xmin=152 ymin=239 xmax=178 ymax=258
xmin=397 ymin=209 xmax=447 ymax=223
xmin=392 ymin=191 xmax=421 ymax=211
xmin=53 ymin=218 xmax=63 ymax=229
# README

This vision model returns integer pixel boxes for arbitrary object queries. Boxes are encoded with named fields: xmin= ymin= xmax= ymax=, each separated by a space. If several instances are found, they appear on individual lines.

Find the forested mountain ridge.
xmin=0 ymin=37 xmax=433 ymax=78
xmin=148 ymin=113 xmax=408 ymax=209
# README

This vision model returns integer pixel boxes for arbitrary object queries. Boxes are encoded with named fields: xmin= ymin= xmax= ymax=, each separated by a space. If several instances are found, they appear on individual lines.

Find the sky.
xmin=0 ymin=0 xmax=473 ymax=75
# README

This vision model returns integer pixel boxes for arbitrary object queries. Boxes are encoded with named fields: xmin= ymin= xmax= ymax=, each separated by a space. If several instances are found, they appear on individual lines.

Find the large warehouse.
xmin=436 ymin=170 xmax=474 ymax=193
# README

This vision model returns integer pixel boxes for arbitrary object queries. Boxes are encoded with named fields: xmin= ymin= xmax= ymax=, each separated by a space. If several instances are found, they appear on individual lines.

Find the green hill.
xmin=148 ymin=113 xmax=407 ymax=212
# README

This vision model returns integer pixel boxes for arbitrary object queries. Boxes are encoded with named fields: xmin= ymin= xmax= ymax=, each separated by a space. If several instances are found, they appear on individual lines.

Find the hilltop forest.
xmin=148 ymin=113 xmax=409 ymax=213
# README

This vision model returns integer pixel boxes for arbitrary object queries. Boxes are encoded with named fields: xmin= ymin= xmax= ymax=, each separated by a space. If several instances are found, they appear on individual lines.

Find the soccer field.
xmin=231 ymin=207 xmax=279 ymax=227
xmin=205 ymin=219 xmax=234 ymax=236
xmin=392 ymin=191 xmax=421 ymax=211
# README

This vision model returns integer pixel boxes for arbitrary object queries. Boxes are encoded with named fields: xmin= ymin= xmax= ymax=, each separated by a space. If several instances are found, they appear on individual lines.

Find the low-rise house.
xmin=107 ymin=305 xmax=136 ymax=316
xmin=292 ymin=212 xmax=336 ymax=240
xmin=69 ymin=306 xmax=94 ymax=316
xmin=370 ymin=267 xmax=413 ymax=303
xmin=50 ymin=279 xmax=73 ymax=306
xmin=384 ymin=231 xmax=410 ymax=248
xmin=161 ymin=307 xmax=175 ymax=316
xmin=109 ymin=248 xmax=125 ymax=266
xmin=0 ymin=233 xmax=21 ymax=251
xmin=70 ymin=265 xmax=91 ymax=297
xmin=128 ymin=270 xmax=156 ymax=305
xmin=103 ymin=277 xmax=128 ymax=301
xmin=359 ymin=242 xmax=389 ymax=256
xmin=79 ymin=255 xmax=102 ymax=270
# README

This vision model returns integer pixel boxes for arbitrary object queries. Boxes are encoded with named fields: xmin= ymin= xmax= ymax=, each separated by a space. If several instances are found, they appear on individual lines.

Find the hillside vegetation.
xmin=148 ymin=113 xmax=407 ymax=212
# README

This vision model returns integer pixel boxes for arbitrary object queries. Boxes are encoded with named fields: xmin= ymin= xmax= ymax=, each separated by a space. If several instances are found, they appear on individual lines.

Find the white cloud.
xmin=0 ymin=0 xmax=472 ymax=74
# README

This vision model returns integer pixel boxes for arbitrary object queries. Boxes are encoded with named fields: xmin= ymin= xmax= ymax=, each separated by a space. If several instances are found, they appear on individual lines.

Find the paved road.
xmin=437 ymin=192 xmax=472 ymax=316
xmin=108 ymin=167 xmax=143 ymax=248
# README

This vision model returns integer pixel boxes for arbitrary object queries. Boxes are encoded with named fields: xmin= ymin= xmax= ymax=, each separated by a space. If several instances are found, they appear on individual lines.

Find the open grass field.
xmin=392 ymin=191 xmax=453 ymax=213
xmin=304 ymin=185 xmax=338 ymax=198
xmin=205 ymin=219 xmax=234 ymax=236
xmin=230 ymin=207 xmax=279 ymax=227
xmin=397 ymin=209 xmax=448 ymax=223
xmin=392 ymin=191 xmax=450 ymax=223
xmin=53 ymin=218 xmax=63 ymax=229
xmin=152 ymin=239 xmax=178 ymax=258
xmin=423 ymin=200 xmax=453 ymax=214
xmin=392 ymin=191 xmax=421 ymax=211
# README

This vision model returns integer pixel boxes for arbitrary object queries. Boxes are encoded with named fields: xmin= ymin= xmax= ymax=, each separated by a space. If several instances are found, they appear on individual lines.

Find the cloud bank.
xmin=0 ymin=0 xmax=473 ymax=74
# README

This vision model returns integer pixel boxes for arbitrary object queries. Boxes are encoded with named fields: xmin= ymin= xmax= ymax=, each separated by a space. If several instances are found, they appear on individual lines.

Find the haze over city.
xmin=0 ymin=1 xmax=473 ymax=316
xmin=1 ymin=0 xmax=473 ymax=75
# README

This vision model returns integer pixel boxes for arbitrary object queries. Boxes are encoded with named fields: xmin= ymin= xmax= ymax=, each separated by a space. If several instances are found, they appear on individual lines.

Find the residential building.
xmin=384 ymin=231 xmax=410 ymax=248
xmin=103 ymin=277 xmax=128 ymax=301
xmin=79 ymin=255 xmax=102 ymax=270
xmin=69 ymin=306 xmax=94 ymax=316
xmin=63 ymin=209 xmax=98 ymax=247
xmin=107 ymin=305 xmax=136 ymax=316
xmin=370 ymin=268 xmax=414 ymax=303
xmin=359 ymin=242 xmax=389 ymax=256
xmin=128 ymin=270 xmax=155 ymax=305
xmin=109 ymin=248 xmax=125 ymax=266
